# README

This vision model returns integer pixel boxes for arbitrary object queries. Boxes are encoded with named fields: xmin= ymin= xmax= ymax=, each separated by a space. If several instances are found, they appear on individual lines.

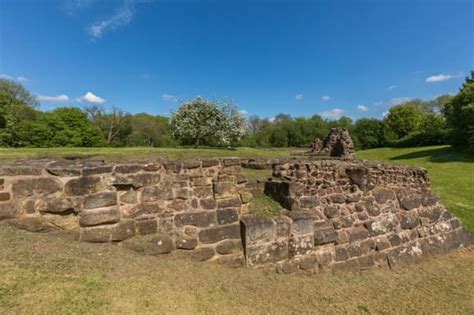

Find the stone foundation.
xmin=1 ymin=157 xmax=471 ymax=273
xmin=0 ymin=158 xmax=251 ymax=262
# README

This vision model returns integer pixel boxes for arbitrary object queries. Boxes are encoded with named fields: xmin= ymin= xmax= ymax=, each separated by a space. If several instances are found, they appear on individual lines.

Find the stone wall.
xmin=0 ymin=158 xmax=251 ymax=261
xmin=242 ymin=159 xmax=472 ymax=273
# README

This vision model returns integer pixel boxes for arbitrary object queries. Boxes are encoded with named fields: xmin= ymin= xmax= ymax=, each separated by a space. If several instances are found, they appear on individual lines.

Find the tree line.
xmin=0 ymin=71 xmax=472 ymax=151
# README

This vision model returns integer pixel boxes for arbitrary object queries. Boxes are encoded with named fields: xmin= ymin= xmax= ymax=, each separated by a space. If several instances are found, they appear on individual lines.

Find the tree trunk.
xmin=194 ymin=137 xmax=200 ymax=149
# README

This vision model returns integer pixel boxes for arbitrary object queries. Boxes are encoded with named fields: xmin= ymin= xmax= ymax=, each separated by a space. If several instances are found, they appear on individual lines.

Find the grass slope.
xmin=357 ymin=145 xmax=474 ymax=233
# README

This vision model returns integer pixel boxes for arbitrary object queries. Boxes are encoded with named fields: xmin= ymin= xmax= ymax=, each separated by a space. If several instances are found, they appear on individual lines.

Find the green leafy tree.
xmin=354 ymin=118 xmax=385 ymax=149
xmin=384 ymin=104 xmax=425 ymax=139
xmin=126 ymin=113 xmax=177 ymax=147
xmin=444 ymin=71 xmax=474 ymax=149
xmin=85 ymin=105 xmax=132 ymax=146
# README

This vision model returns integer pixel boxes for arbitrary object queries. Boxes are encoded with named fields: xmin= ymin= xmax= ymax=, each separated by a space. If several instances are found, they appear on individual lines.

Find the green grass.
xmin=0 ymin=146 xmax=304 ymax=161
xmin=357 ymin=145 xmax=474 ymax=233
xmin=249 ymin=192 xmax=283 ymax=217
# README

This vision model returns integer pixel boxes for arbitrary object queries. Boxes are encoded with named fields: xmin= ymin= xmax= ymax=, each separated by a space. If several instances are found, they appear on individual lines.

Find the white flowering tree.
xmin=170 ymin=97 xmax=247 ymax=148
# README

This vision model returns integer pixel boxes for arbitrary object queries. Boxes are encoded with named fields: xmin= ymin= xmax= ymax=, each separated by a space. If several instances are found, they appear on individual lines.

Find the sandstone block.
xmin=194 ymin=186 xmax=213 ymax=198
xmin=200 ymin=199 xmax=217 ymax=210
xmin=12 ymin=177 xmax=62 ymax=198
xmin=46 ymin=162 xmax=82 ymax=176
xmin=80 ymin=226 xmax=112 ymax=242
xmin=111 ymin=219 xmax=136 ymax=241
xmin=191 ymin=247 xmax=215 ymax=261
xmin=213 ymin=182 xmax=238 ymax=200
xmin=80 ymin=207 xmax=120 ymax=227
xmin=36 ymin=197 xmax=77 ymax=214
xmin=398 ymin=211 xmax=420 ymax=229
xmin=372 ymin=188 xmax=396 ymax=204
xmin=397 ymin=191 xmax=422 ymax=210
xmin=217 ymin=198 xmax=241 ymax=209
xmin=175 ymin=211 xmax=215 ymax=228
xmin=7 ymin=217 xmax=54 ymax=233
xmin=240 ymin=192 xmax=253 ymax=204
xmin=65 ymin=176 xmax=102 ymax=196
xmin=240 ymin=216 xmax=275 ymax=244
xmin=84 ymin=192 xmax=117 ymax=209
xmin=314 ymin=220 xmax=337 ymax=245
xmin=246 ymin=241 xmax=288 ymax=266
xmin=136 ymin=219 xmax=158 ymax=235
xmin=176 ymin=237 xmax=198 ymax=250
xmin=144 ymin=234 xmax=174 ymax=255
xmin=198 ymin=224 xmax=241 ymax=244
xmin=0 ymin=192 xmax=10 ymax=201
xmin=83 ymin=165 xmax=113 ymax=176
xmin=346 ymin=226 xmax=370 ymax=242
xmin=217 ymin=208 xmax=239 ymax=225
xmin=115 ymin=164 xmax=143 ymax=174
xmin=216 ymin=239 xmax=241 ymax=255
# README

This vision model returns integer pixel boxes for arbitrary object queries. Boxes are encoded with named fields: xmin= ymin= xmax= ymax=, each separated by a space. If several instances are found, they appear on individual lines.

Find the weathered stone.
xmin=36 ymin=197 xmax=77 ymax=214
xmin=364 ymin=213 xmax=399 ymax=236
xmin=216 ymin=239 xmax=241 ymax=255
xmin=366 ymin=202 xmax=381 ymax=217
xmin=163 ymin=161 xmax=182 ymax=173
xmin=0 ymin=165 xmax=44 ymax=176
xmin=335 ymin=246 xmax=349 ymax=261
xmin=324 ymin=205 xmax=339 ymax=219
xmin=358 ymin=255 xmax=375 ymax=270
xmin=347 ymin=226 xmax=370 ymax=242
xmin=300 ymin=196 xmax=320 ymax=208
xmin=46 ymin=162 xmax=82 ymax=176
xmin=198 ymin=224 xmax=241 ymax=244
xmin=191 ymin=247 xmax=215 ymax=261
xmin=0 ymin=192 xmax=10 ymax=201
xmin=12 ymin=177 xmax=62 ymax=198
xmin=314 ymin=220 xmax=337 ymax=245
xmin=346 ymin=167 xmax=370 ymax=190
xmin=192 ymin=177 xmax=212 ymax=186
xmin=375 ymin=237 xmax=391 ymax=251
xmin=201 ymin=159 xmax=220 ymax=168
xmin=115 ymin=164 xmax=143 ymax=174
xmin=168 ymin=200 xmax=190 ymax=212
xmin=128 ymin=203 xmax=163 ymax=219
xmin=213 ymin=182 xmax=237 ymax=199
xmin=418 ymin=207 xmax=443 ymax=222
xmin=84 ymin=192 xmax=117 ymax=209
xmin=246 ymin=241 xmax=288 ymax=266
xmin=143 ymin=163 xmax=161 ymax=172
xmin=83 ymin=165 xmax=113 ymax=176
xmin=141 ymin=185 xmax=173 ymax=202
xmin=136 ymin=219 xmax=158 ymax=235
xmin=200 ymin=199 xmax=217 ymax=210
xmin=346 ymin=244 xmax=363 ymax=257
xmin=182 ymin=160 xmax=201 ymax=169
xmin=65 ymin=176 xmax=102 ymax=196
xmin=289 ymin=234 xmax=314 ymax=257
xmin=194 ymin=186 xmax=213 ymax=199
xmin=217 ymin=208 xmax=239 ymax=225
xmin=335 ymin=230 xmax=349 ymax=245
xmin=387 ymin=243 xmax=424 ymax=268
xmin=174 ymin=187 xmax=193 ymax=200
xmin=176 ymin=236 xmax=198 ymax=250
xmin=331 ymin=215 xmax=354 ymax=230
xmin=397 ymin=191 xmax=422 ymax=210
xmin=7 ymin=216 xmax=55 ymax=232
xmin=240 ymin=192 xmax=253 ymax=204
xmin=299 ymin=254 xmax=318 ymax=270
xmin=241 ymin=216 xmax=275 ymax=243
xmin=372 ymin=188 xmax=396 ymax=204
xmin=422 ymin=193 xmax=439 ymax=207
xmin=387 ymin=234 xmax=402 ymax=247
xmin=217 ymin=198 xmax=241 ymax=209
xmin=144 ymin=234 xmax=174 ymax=255
xmin=398 ymin=211 xmax=420 ymax=229
xmin=79 ymin=207 xmax=120 ymax=226
xmin=120 ymin=190 xmax=137 ymax=204
xmin=114 ymin=173 xmax=161 ymax=189
xmin=275 ymin=216 xmax=291 ymax=239
xmin=80 ymin=225 xmax=112 ymax=242
xmin=331 ymin=194 xmax=346 ymax=204
xmin=222 ymin=158 xmax=240 ymax=166
xmin=111 ymin=219 xmax=136 ymax=241
xmin=175 ymin=211 xmax=215 ymax=228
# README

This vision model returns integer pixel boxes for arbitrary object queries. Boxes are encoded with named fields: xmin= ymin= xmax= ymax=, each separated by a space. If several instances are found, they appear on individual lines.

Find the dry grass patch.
xmin=1 ymin=224 xmax=473 ymax=314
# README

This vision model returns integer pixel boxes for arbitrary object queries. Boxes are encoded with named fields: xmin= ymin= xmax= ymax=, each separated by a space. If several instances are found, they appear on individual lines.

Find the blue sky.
xmin=1 ymin=0 xmax=473 ymax=120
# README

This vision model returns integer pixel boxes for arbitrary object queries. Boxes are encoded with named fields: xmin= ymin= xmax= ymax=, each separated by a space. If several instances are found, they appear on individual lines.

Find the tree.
xmin=85 ymin=105 xmax=132 ymax=146
xmin=216 ymin=100 xmax=248 ymax=147
xmin=444 ymin=71 xmax=474 ymax=149
xmin=126 ymin=113 xmax=177 ymax=147
xmin=384 ymin=104 xmax=425 ymax=139
xmin=170 ymin=98 xmax=225 ymax=148
xmin=0 ymin=79 xmax=37 ymax=107
xmin=354 ymin=118 xmax=385 ymax=149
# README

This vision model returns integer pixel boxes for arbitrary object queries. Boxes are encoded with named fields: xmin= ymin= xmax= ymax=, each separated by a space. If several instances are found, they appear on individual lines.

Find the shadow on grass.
xmin=390 ymin=146 xmax=474 ymax=163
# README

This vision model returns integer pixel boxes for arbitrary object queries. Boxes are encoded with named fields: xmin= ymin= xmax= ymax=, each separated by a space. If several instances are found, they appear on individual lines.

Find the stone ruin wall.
xmin=0 ymin=158 xmax=251 ymax=262
xmin=246 ymin=160 xmax=472 ymax=273
xmin=0 ymin=157 xmax=472 ymax=273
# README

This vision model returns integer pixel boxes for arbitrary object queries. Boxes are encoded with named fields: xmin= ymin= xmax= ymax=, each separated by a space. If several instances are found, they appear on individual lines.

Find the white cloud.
xmin=295 ymin=94 xmax=303 ymax=100
xmin=162 ymin=94 xmax=179 ymax=102
xmin=387 ymin=85 xmax=397 ymax=90
xmin=269 ymin=117 xmax=276 ymax=123
xmin=357 ymin=105 xmax=368 ymax=112
xmin=322 ymin=95 xmax=331 ymax=101
xmin=37 ymin=94 xmax=70 ymax=102
xmin=390 ymin=97 xmax=411 ymax=106
xmin=88 ymin=1 xmax=136 ymax=39
xmin=78 ymin=92 xmax=105 ymax=104
xmin=425 ymin=74 xmax=457 ymax=83
xmin=0 ymin=74 xmax=29 ymax=82
xmin=239 ymin=109 xmax=249 ymax=115
xmin=320 ymin=108 xmax=344 ymax=120
xmin=382 ymin=111 xmax=389 ymax=117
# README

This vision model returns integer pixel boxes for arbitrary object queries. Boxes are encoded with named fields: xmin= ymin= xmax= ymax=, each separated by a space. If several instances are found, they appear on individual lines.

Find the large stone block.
xmin=398 ymin=211 xmax=420 ymax=230
xmin=216 ymin=208 xmax=239 ymax=225
xmin=191 ymin=247 xmax=215 ymax=261
xmin=80 ymin=225 xmax=112 ymax=242
xmin=346 ymin=226 xmax=370 ymax=242
xmin=176 ymin=236 xmax=198 ymax=250
xmin=36 ymin=197 xmax=77 ymax=214
xmin=79 ymin=207 xmax=120 ymax=227
xmin=289 ymin=234 xmax=314 ymax=257
xmin=372 ymin=188 xmax=396 ymax=204
xmin=198 ymin=224 xmax=241 ymax=244
xmin=0 ymin=192 xmax=10 ymax=201
xmin=397 ymin=190 xmax=422 ymax=210
xmin=141 ymin=185 xmax=173 ymax=202
xmin=217 ymin=198 xmax=241 ymax=209
xmin=216 ymin=239 xmax=242 ymax=255
xmin=144 ymin=234 xmax=174 ymax=255
xmin=314 ymin=220 xmax=337 ymax=245
xmin=213 ymin=182 xmax=238 ymax=199
xmin=175 ymin=211 xmax=216 ymax=228
xmin=290 ymin=212 xmax=316 ymax=236
xmin=246 ymin=241 xmax=288 ymax=266
xmin=7 ymin=217 xmax=55 ymax=232
xmin=136 ymin=219 xmax=158 ymax=235
xmin=240 ymin=216 xmax=275 ymax=244
xmin=65 ymin=176 xmax=102 ymax=196
xmin=12 ymin=177 xmax=62 ymax=198
xmin=111 ymin=219 xmax=136 ymax=241
xmin=84 ymin=192 xmax=117 ymax=209
xmin=364 ymin=213 xmax=399 ymax=236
